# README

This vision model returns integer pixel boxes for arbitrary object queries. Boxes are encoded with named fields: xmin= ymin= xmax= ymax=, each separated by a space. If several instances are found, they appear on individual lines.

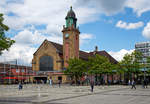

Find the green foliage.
xmin=145 ymin=56 xmax=150 ymax=70
xmin=64 ymin=58 xmax=87 ymax=81
xmin=0 ymin=13 xmax=15 ymax=55
xmin=116 ymin=63 xmax=126 ymax=74
xmin=88 ymin=55 xmax=115 ymax=75
xmin=119 ymin=50 xmax=143 ymax=74
xmin=65 ymin=55 xmax=117 ymax=79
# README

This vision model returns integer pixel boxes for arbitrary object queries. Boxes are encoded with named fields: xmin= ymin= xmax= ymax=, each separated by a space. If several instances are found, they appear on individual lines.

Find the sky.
xmin=1 ymin=0 xmax=150 ymax=65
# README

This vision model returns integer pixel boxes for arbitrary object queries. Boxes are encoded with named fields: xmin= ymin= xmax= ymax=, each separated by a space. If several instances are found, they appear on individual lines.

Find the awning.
xmin=2 ymin=77 xmax=27 ymax=80
xmin=17 ymin=77 xmax=27 ymax=80
xmin=53 ymin=72 xmax=64 ymax=75
xmin=2 ymin=77 xmax=17 ymax=79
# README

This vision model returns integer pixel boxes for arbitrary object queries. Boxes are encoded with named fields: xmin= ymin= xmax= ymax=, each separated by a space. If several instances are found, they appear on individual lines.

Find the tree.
xmin=88 ymin=55 xmax=109 ymax=74
xmin=0 ymin=13 xmax=15 ymax=55
xmin=146 ymin=57 xmax=150 ymax=74
xmin=116 ymin=63 xmax=126 ymax=84
xmin=120 ymin=50 xmax=143 ymax=82
xmin=88 ymin=54 xmax=113 ymax=84
xmin=141 ymin=56 xmax=150 ymax=79
xmin=64 ymin=58 xmax=87 ymax=84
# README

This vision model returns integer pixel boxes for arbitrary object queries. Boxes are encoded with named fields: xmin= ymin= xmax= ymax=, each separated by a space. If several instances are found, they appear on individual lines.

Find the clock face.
xmin=65 ymin=33 xmax=69 ymax=38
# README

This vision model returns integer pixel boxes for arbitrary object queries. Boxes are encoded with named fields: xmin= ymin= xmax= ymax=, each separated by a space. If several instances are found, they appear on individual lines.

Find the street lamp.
xmin=144 ymin=61 xmax=146 ymax=80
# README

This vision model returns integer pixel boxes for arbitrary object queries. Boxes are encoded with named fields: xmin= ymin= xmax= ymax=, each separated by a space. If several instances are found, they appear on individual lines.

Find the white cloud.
xmin=0 ymin=29 xmax=63 ymax=65
xmin=1 ymin=0 xmax=150 ymax=65
xmin=1 ymin=0 xmax=150 ymax=32
xmin=75 ymin=0 xmax=127 ymax=15
xmin=116 ymin=20 xmax=144 ymax=30
xmin=1 ymin=0 xmax=150 ymax=31
xmin=3 ymin=15 xmax=26 ymax=30
xmin=80 ymin=33 xmax=94 ymax=45
xmin=75 ymin=7 xmax=99 ymax=24
xmin=13 ymin=30 xmax=34 ymax=45
xmin=76 ymin=0 xmax=150 ymax=16
xmin=45 ymin=24 xmax=62 ymax=36
xmin=126 ymin=0 xmax=150 ymax=16
xmin=1 ymin=0 xmax=100 ymax=31
xmin=13 ymin=29 xmax=63 ymax=45
xmin=109 ymin=49 xmax=134 ymax=61
xmin=142 ymin=22 xmax=150 ymax=39
xmin=0 ymin=43 xmax=36 ymax=65
xmin=1 ymin=29 xmax=93 ymax=65
xmin=80 ymin=33 xmax=93 ymax=39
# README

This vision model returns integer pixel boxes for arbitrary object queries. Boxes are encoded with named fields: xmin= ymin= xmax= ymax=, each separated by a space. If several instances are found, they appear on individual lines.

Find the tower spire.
xmin=70 ymin=6 xmax=72 ymax=10
xmin=65 ymin=6 xmax=77 ymax=28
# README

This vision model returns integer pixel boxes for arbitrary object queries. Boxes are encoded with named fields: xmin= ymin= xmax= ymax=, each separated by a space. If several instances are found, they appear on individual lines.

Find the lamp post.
xmin=144 ymin=61 xmax=146 ymax=80
xmin=9 ymin=64 xmax=11 ymax=84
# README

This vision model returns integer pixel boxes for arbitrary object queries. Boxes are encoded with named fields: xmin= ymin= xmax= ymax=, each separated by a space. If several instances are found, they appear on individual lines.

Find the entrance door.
xmin=34 ymin=77 xmax=47 ymax=84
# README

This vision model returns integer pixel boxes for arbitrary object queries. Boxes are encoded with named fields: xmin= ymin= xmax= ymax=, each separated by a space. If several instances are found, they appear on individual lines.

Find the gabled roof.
xmin=89 ymin=51 xmax=118 ymax=64
xmin=48 ymin=41 xmax=91 ymax=60
xmin=48 ymin=41 xmax=63 ymax=54
xmin=79 ymin=51 xmax=93 ymax=60
xmin=34 ymin=39 xmax=48 ymax=55
xmin=48 ymin=41 xmax=92 ymax=60
xmin=34 ymin=40 xmax=63 ymax=55
xmin=34 ymin=40 xmax=118 ymax=64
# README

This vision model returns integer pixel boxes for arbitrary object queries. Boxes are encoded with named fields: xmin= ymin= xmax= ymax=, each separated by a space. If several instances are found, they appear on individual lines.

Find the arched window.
xmin=39 ymin=56 xmax=53 ymax=71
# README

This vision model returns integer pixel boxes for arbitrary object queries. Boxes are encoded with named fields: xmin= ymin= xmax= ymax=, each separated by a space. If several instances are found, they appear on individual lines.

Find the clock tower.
xmin=62 ymin=6 xmax=80 ymax=67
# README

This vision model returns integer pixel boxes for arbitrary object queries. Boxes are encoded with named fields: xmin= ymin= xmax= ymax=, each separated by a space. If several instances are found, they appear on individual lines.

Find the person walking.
xmin=90 ymin=81 xmax=94 ymax=92
xmin=18 ymin=82 xmax=23 ymax=90
xmin=144 ymin=79 xmax=148 ymax=88
xmin=142 ymin=79 xmax=145 ymax=88
xmin=131 ymin=80 xmax=136 ymax=89
xmin=58 ymin=80 xmax=61 ymax=88
xmin=128 ymin=80 xmax=131 ymax=85
xmin=49 ymin=78 xmax=53 ymax=86
xmin=146 ymin=79 xmax=148 ymax=88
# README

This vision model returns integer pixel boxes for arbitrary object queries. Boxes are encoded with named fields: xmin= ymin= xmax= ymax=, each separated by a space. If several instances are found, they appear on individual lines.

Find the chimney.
xmin=95 ymin=46 xmax=98 ymax=52
xmin=93 ymin=46 xmax=98 ymax=55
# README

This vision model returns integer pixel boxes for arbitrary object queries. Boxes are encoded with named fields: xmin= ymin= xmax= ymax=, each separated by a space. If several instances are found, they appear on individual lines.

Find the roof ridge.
xmin=48 ymin=41 xmax=63 ymax=46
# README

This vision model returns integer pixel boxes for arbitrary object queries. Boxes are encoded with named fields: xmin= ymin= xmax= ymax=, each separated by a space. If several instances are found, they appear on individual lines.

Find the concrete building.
xmin=135 ymin=41 xmax=150 ymax=63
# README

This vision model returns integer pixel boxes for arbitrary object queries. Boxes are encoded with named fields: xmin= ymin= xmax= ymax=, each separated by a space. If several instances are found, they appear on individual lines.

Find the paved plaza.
xmin=0 ymin=84 xmax=150 ymax=104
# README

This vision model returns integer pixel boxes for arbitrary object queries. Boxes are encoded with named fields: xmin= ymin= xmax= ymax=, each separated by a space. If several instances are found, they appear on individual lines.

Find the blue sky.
xmin=1 ymin=0 xmax=150 ymax=65
xmin=80 ymin=7 xmax=150 ymax=51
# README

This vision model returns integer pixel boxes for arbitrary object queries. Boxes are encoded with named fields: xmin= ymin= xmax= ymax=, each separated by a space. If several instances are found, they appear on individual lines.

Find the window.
xmin=21 ymin=69 xmax=25 ymax=72
xmin=40 ymin=56 xmax=53 ymax=71
xmin=16 ymin=69 xmax=19 ymax=73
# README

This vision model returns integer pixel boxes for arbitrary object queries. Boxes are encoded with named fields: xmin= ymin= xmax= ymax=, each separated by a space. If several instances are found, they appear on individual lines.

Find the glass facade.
xmin=135 ymin=42 xmax=150 ymax=63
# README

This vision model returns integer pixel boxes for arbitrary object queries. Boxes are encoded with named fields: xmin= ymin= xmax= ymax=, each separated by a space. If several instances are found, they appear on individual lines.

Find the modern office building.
xmin=135 ymin=41 xmax=150 ymax=63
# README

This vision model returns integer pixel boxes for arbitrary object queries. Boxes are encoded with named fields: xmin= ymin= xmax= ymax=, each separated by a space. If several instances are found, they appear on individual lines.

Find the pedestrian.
xmin=90 ymin=81 xmax=94 ymax=92
xmin=144 ymin=79 xmax=148 ymax=88
xmin=128 ymin=80 xmax=131 ymax=85
xmin=58 ymin=80 xmax=61 ymax=88
xmin=18 ymin=82 xmax=23 ymax=90
xmin=146 ymin=79 xmax=148 ymax=88
xmin=131 ymin=80 xmax=136 ymax=89
xmin=49 ymin=78 xmax=53 ymax=86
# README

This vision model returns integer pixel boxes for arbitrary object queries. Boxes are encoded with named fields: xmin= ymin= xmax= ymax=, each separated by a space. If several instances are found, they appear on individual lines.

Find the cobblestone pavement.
xmin=0 ymin=84 xmax=149 ymax=104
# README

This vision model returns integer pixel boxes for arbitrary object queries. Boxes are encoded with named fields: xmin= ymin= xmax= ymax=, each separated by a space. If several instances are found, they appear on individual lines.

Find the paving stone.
xmin=0 ymin=84 xmax=149 ymax=104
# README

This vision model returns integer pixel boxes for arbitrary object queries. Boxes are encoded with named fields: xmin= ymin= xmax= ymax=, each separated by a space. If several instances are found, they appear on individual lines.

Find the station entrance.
xmin=34 ymin=77 xmax=47 ymax=84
